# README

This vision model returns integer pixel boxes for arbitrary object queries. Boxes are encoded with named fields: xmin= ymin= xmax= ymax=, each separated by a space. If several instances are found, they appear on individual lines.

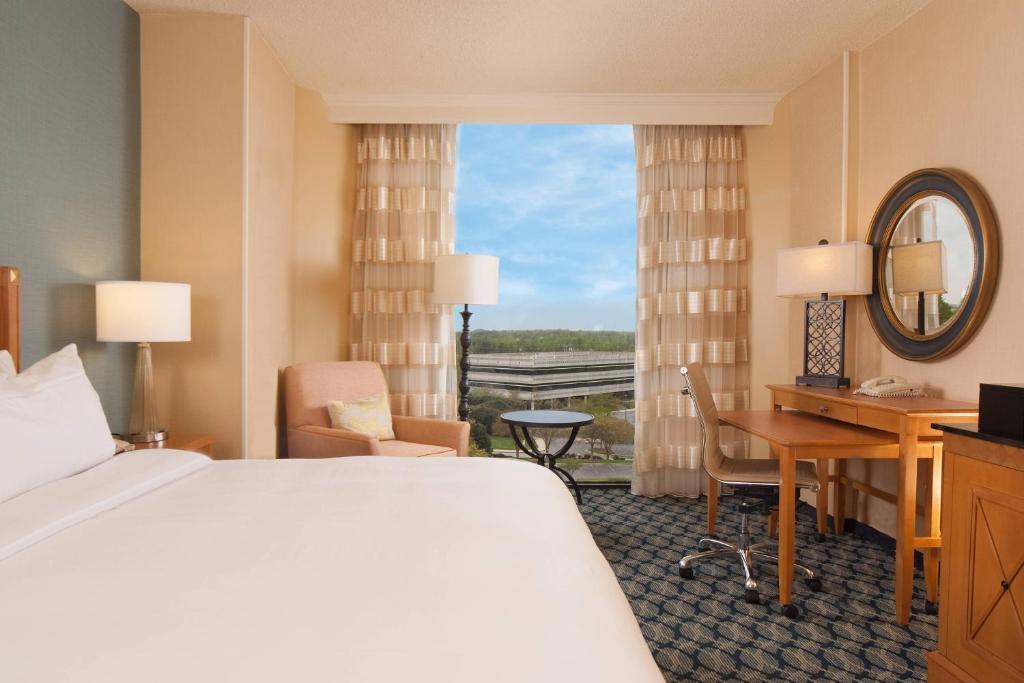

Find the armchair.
xmin=283 ymin=361 xmax=469 ymax=458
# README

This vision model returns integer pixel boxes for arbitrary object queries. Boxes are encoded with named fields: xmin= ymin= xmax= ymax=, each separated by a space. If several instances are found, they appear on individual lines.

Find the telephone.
xmin=854 ymin=376 xmax=925 ymax=398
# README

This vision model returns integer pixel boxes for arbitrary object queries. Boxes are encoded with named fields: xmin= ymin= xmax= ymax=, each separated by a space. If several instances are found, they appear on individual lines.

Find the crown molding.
xmin=324 ymin=92 xmax=782 ymax=125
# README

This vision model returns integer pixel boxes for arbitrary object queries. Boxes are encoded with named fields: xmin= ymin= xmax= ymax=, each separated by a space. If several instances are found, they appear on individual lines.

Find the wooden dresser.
xmin=929 ymin=425 xmax=1024 ymax=683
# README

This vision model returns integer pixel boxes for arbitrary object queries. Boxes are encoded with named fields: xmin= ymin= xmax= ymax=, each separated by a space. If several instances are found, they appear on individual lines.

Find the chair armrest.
xmin=391 ymin=415 xmax=470 ymax=456
xmin=287 ymin=425 xmax=382 ymax=458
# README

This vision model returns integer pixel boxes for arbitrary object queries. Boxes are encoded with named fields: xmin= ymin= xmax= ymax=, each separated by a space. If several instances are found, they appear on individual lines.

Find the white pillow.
xmin=0 ymin=344 xmax=115 ymax=503
xmin=0 ymin=350 xmax=14 ymax=377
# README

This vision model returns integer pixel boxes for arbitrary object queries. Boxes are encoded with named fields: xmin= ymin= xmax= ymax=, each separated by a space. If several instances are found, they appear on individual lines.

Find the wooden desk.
xmin=721 ymin=385 xmax=977 ymax=624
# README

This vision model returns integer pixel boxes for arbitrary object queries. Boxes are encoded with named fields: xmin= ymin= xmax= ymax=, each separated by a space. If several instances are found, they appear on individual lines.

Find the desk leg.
xmin=924 ymin=447 xmax=943 ymax=611
xmin=895 ymin=424 xmax=919 ymax=624
xmin=832 ymin=460 xmax=846 ymax=535
xmin=778 ymin=446 xmax=796 ymax=617
xmin=707 ymin=475 xmax=718 ymax=536
xmin=816 ymin=459 xmax=829 ymax=538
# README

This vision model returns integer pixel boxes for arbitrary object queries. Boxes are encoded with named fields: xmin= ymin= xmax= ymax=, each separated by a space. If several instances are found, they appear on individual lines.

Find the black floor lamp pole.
xmin=916 ymin=291 xmax=926 ymax=335
xmin=458 ymin=303 xmax=472 ymax=422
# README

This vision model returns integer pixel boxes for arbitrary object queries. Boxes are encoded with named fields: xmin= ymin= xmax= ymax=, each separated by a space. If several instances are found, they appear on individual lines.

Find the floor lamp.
xmin=432 ymin=254 xmax=500 ymax=421
xmin=96 ymin=281 xmax=191 ymax=443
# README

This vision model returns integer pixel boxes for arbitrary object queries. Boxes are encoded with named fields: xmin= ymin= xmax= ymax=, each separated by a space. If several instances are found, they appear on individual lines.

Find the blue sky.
xmin=455 ymin=124 xmax=637 ymax=331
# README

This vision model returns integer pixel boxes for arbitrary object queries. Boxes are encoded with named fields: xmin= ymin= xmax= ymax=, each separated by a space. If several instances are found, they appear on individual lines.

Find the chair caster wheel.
xmin=806 ymin=577 xmax=823 ymax=592
xmin=744 ymin=589 xmax=760 ymax=605
xmin=679 ymin=566 xmax=695 ymax=580
xmin=781 ymin=604 xmax=800 ymax=619
xmin=925 ymin=600 xmax=939 ymax=615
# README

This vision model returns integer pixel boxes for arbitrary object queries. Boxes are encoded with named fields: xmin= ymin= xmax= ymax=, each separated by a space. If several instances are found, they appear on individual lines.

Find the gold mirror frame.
xmin=864 ymin=168 xmax=999 ymax=361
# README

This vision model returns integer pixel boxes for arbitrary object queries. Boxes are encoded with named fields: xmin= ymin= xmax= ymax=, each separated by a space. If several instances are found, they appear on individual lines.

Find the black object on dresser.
xmin=978 ymin=383 xmax=1024 ymax=442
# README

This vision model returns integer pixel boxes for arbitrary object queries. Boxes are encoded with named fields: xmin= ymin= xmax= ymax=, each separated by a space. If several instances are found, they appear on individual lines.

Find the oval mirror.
xmin=866 ymin=169 xmax=998 ymax=361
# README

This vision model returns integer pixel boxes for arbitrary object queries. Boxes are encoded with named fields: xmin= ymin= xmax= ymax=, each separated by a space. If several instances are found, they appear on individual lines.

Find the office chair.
xmin=677 ymin=364 xmax=822 ymax=618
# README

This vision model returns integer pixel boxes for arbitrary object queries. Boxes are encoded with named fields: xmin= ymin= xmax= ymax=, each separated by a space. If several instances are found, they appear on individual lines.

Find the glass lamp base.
xmin=128 ymin=429 xmax=168 ymax=444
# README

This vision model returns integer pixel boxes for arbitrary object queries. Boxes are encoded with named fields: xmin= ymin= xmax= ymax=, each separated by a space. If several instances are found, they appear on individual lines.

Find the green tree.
xmin=467 ymin=390 xmax=527 ymax=433
xmin=470 ymin=420 xmax=492 ymax=453
xmin=471 ymin=329 xmax=634 ymax=353
xmin=937 ymin=295 xmax=958 ymax=325
xmin=581 ymin=415 xmax=634 ymax=457
xmin=570 ymin=393 xmax=624 ymax=418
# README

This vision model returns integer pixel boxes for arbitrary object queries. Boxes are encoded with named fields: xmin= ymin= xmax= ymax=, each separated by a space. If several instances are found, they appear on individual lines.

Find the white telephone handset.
xmin=854 ymin=376 xmax=926 ymax=398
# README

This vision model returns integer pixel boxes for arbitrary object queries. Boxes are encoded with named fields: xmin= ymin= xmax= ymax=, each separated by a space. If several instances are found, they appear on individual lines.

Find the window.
xmin=456 ymin=124 xmax=636 ymax=483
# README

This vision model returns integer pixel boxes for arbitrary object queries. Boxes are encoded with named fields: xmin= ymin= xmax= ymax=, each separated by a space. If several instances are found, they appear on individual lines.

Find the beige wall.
xmin=246 ymin=29 xmax=296 ymax=458
xmin=854 ymin=0 xmax=1023 ymax=396
xmin=141 ymin=15 xmax=301 ymax=458
xmin=747 ymin=0 xmax=1024 ymax=535
xmin=847 ymin=0 xmax=1024 ymax=534
xmin=140 ymin=14 xmax=246 ymax=458
xmin=744 ymin=98 xmax=792 ymax=457
xmin=292 ymin=88 xmax=357 ymax=364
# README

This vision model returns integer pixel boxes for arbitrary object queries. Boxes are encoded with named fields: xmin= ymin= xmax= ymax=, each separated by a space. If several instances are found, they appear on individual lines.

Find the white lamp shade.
xmin=891 ymin=240 xmax=947 ymax=295
xmin=432 ymin=254 xmax=500 ymax=305
xmin=776 ymin=241 xmax=873 ymax=297
xmin=96 ymin=281 xmax=191 ymax=342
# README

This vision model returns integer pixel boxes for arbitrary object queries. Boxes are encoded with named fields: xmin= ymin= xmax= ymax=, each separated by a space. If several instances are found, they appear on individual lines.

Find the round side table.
xmin=499 ymin=410 xmax=594 ymax=504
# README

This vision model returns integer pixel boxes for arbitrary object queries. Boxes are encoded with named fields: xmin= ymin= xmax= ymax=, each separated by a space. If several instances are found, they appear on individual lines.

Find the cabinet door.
xmin=945 ymin=454 xmax=1024 ymax=680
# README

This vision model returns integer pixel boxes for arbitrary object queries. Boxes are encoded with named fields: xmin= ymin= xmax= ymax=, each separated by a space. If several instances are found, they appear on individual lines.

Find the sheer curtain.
xmin=350 ymin=124 xmax=457 ymax=419
xmin=632 ymin=125 xmax=750 ymax=497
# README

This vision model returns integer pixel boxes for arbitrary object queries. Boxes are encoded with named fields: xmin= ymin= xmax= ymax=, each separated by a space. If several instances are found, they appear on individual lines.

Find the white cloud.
xmin=456 ymin=124 xmax=637 ymax=330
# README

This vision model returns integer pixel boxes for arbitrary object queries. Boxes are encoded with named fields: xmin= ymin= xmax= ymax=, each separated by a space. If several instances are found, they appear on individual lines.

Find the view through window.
xmin=456 ymin=124 xmax=636 ymax=482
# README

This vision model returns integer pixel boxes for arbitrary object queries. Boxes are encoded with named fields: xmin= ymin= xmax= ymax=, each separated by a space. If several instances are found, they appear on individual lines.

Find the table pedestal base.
xmin=507 ymin=423 xmax=585 ymax=504
xmin=539 ymin=454 xmax=583 ymax=505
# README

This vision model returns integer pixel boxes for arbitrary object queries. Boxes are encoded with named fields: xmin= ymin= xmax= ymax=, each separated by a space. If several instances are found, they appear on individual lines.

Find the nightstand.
xmin=130 ymin=434 xmax=214 ymax=457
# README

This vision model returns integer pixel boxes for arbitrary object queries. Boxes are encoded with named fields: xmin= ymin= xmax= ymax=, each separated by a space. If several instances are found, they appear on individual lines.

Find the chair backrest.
xmin=680 ymin=363 xmax=729 ymax=482
xmin=283 ymin=361 xmax=389 ymax=429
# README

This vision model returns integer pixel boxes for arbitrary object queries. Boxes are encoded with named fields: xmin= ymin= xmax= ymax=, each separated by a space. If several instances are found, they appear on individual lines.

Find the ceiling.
xmin=126 ymin=0 xmax=929 ymax=122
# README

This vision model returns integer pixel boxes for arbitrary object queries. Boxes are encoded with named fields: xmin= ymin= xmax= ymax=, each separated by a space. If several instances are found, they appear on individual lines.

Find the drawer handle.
xmin=1002 ymin=580 xmax=1011 ymax=591
xmin=818 ymin=405 xmax=830 ymax=414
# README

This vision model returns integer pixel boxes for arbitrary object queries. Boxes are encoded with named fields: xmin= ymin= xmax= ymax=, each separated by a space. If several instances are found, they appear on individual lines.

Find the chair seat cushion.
xmin=377 ymin=440 xmax=457 ymax=458
xmin=720 ymin=458 xmax=819 ymax=489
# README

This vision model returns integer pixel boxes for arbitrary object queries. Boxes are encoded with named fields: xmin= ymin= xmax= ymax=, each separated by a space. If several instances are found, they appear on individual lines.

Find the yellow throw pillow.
xmin=328 ymin=393 xmax=395 ymax=440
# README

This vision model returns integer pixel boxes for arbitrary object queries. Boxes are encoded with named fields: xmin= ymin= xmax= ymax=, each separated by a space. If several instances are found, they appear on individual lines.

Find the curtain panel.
xmin=350 ymin=124 xmax=458 ymax=419
xmin=632 ymin=125 xmax=751 ymax=497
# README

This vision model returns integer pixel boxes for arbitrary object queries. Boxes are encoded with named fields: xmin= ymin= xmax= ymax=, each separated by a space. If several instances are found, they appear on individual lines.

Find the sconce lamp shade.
xmin=776 ymin=241 xmax=873 ymax=298
xmin=96 ymin=281 xmax=191 ymax=342
xmin=432 ymin=254 xmax=500 ymax=305
xmin=891 ymin=240 xmax=947 ymax=295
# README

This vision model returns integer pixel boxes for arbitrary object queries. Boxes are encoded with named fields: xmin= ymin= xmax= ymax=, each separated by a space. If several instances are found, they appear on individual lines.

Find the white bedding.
xmin=0 ymin=452 xmax=662 ymax=682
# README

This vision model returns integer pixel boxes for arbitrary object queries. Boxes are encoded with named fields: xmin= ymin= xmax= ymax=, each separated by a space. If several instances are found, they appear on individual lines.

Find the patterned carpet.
xmin=579 ymin=488 xmax=937 ymax=682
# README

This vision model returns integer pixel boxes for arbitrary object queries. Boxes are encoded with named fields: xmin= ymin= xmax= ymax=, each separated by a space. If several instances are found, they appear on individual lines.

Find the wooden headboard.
xmin=0 ymin=266 xmax=20 ymax=370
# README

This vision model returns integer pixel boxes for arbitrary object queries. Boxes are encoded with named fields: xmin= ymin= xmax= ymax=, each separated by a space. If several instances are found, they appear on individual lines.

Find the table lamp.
xmin=432 ymin=254 xmax=500 ymax=421
xmin=776 ymin=240 xmax=872 ymax=388
xmin=96 ymin=281 xmax=191 ymax=443
xmin=891 ymin=239 xmax=947 ymax=335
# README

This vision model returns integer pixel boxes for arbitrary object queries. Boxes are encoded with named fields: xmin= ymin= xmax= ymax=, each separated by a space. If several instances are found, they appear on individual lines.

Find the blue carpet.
xmin=579 ymin=489 xmax=937 ymax=682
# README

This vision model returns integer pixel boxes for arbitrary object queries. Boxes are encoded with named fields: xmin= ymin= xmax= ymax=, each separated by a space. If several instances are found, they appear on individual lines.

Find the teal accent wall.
xmin=0 ymin=0 xmax=140 ymax=432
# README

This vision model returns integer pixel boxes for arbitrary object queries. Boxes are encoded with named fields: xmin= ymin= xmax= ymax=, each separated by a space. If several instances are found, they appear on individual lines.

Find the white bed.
xmin=0 ymin=450 xmax=663 ymax=682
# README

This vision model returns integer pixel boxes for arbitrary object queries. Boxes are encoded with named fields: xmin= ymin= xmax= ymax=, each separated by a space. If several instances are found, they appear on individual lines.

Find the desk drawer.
xmin=857 ymin=407 xmax=902 ymax=433
xmin=779 ymin=392 xmax=858 ymax=424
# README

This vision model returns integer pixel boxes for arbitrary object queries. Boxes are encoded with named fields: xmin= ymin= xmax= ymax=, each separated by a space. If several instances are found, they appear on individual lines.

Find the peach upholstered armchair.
xmin=283 ymin=361 xmax=469 ymax=458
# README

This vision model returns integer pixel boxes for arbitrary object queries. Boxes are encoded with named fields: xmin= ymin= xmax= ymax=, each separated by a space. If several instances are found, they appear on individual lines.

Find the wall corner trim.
xmin=324 ymin=92 xmax=782 ymax=125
